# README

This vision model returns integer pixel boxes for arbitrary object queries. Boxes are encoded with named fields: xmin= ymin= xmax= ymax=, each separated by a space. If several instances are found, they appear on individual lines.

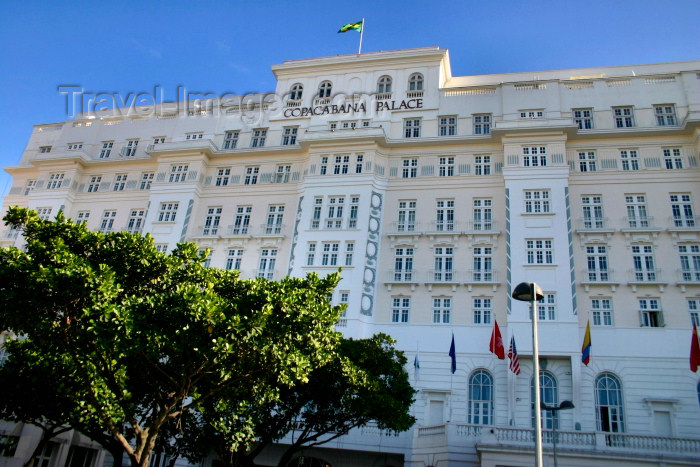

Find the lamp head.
xmin=512 ymin=281 xmax=544 ymax=301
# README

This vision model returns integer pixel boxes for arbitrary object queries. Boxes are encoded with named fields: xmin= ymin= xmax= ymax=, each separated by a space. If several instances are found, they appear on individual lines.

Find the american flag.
xmin=508 ymin=336 xmax=521 ymax=375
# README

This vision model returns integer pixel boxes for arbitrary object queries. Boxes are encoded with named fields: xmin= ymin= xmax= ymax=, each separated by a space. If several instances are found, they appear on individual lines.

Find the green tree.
xmin=182 ymin=334 xmax=416 ymax=467
xmin=0 ymin=207 xmax=344 ymax=467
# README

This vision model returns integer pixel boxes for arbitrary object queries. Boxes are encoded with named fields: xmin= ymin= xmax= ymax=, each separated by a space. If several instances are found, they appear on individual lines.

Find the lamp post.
xmin=541 ymin=400 xmax=575 ymax=467
xmin=512 ymin=281 xmax=544 ymax=467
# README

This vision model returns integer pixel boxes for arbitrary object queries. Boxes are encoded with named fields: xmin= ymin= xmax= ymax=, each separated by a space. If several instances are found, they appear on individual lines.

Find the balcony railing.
xmin=226 ymin=224 xmax=251 ymax=236
xmin=426 ymin=221 xmax=462 ymax=234
xmin=622 ymin=216 xmax=658 ymax=230
xmin=406 ymin=90 xmax=424 ymax=98
xmin=669 ymin=215 xmax=700 ymax=229
xmin=385 ymin=270 xmax=416 ymax=283
xmin=427 ymin=270 xmax=459 ymax=283
xmin=580 ymin=269 xmax=617 ymax=283
xmin=575 ymin=217 xmax=612 ymax=230
xmin=679 ymin=268 xmax=700 ymax=282
xmin=386 ymin=221 xmax=420 ymax=235
xmin=375 ymin=92 xmax=393 ymax=100
xmin=464 ymin=270 xmax=499 ymax=283
xmin=629 ymin=269 xmax=662 ymax=282
xmin=258 ymin=223 xmax=285 ymax=236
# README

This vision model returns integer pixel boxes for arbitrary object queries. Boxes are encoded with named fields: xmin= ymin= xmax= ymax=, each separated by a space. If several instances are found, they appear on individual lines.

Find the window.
xmin=397 ymin=201 xmax=416 ymax=232
xmin=289 ymin=83 xmax=303 ymax=100
xmin=99 ymin=210 xmax=116 ymax=233
xmin=39 ymin=146 xmax=52 ymax=153
xmin=326 ymin=197 xmax=344 ymax=229
xmin=75 ymin=211 xmax=90 ymax=226
xmin=223 ymin=131 xmax=239 ymax=149
xmin=377 ymin=75 xmax=392 ymax=93
xmin=169 ymin=165 xmax=188 ymax=183
xmin=355 ymin=154 xmax=364 ymax=174
xmin=113 ymin=174 xmax=127 ymax=191
xmin=258 ymin=249 xmax=277 ymax=279
xmin=473 ymin=298 xmax=492 ymax=324
xmin=537 ymin=293 xmax=556 ymax=320
xmin=99 ymin=141 xmax=113 ymax=158
xmin=155 ymin=244 xmax=168 ymax=253
xmin=185 ymin=133 xmax=203 ymax=140
xmin=468 ymin=370 xmax=493 ymax=424
xmin=592 ymin=298 xmax=613 ymax=326
xmin=403 ymin=119 xmax=421 ymax=138
xmin=244 ymin=166 xmax=259 ymax=185
xmin=203 ymin=207 xmax=222 ymax=235
xmin=321 ymin=242 xmax=339 ymax=266
xmin=408 ymin=73 xmax=423 ymax=91
xmin=438 ymin=116 xmax=456 ymax=136
xmin=531 ymin=371 xmax=558 ymax=429
xmin=394 ymin=248 xmax=414 ymax=281
xmin=282 ymin=127 xmax=298 ymax=145
xmin=632 ymin=245 xmax=656 ymax=281
xmin=250 ymin=129 xmax=267 ymax=147
xmin=679 ymin=245 xmax=700 ymax=281
xmin=47 ymin=173 xmax=64 ymax=189
xmin=473 ymin=114 xmax=491 ymax=135
xmin=333 ymin=155 xmax=349 ymax=175
xmin=522 ymin=146 xmax=547 ymax=166
xmin=639 ymin=298 xmax=663 ymax=327
xmin=157 ymin=202 xmax=178 ymax=222
xmin=663 ymin=148 xmax=683 ymax=169
xmin=582 ymin=195 xmax=604 ymax=228
xmin=625 ymin=195 xmax=649 ymax=228
xmin=36 ymin=207 xmax=52 ymax=221
xmin=67 ymin=142 xmax=83 ymax=150
xmin=319 ymin=156 xmax=328 ymax=175
xmin=87 ymin=176 xmax=102 ymax=193
xmin=433 ymin=298 xmax=451 ymax=324
xmin=23 ymin=179 xmax=36 ymax=195
xmin=123 ymin=140 xmax=138 ymax=156
xmin=527 ymin=239 xmax=553 ymax=264
xmin=391 ymin=297 xmax=410 ymax=323
xmin=275 ymin=165 xmax=291 ymax=183
xmin=474 ymin=155 xmax=491 ymax=175
xmin=318 ymin=81 xmax=332 ymax=98
xmin=689 ymin=299 xmax=699 ymax=326
xmin=436 ymin=200 xmax=455 ymax=231
xmin=578 ymin=151 xmax=597 ymax=172
xmin=215 ymin=168 xmax=231 ymax=186
xmin=573 ymin=108 xmax=594 ymax=129
xmin=153 ymin=137 xmax=165 ymax=145
xmin=348 ymin=196 xmax=359 ymax=228
xmin=233 ymin=206 xmax=252 ymax=234
xmin=586 ymin=246 xmax=609 ymax=281
xmin=620 ymin=150 xmax=640 ymax=171
xmin=344 ymin=242 xmax=354 ymax=266
xmin=670 ymin=194 xmax=695 ymax=227
xmin=439 ymin=156 xmax=454 ymax=176
xmin=139 ymin=172 xmax=154 ymax=190
xmin=654 ymin=105 xmax=677 ymax=126
xmin=402 ymin=158 xmax=418 ymax=178
xmin=613 ymin=106 xmax=635 ymax=127
xmin=265 ymin=205 xmax=284 ymax=234
xmin=524 ymin=190 xmax=550 ymax=214
xmin=595 ymin=373 xmax=625 ymax=434
xmin=473 ymin=247 xmax=493 ymax=281
xmin=433 ymin=247 xmax=453 ymax=281
xmin=473 ymin=199 xmax=492 ymax=230
xmin=306 ymin=243 xmax=316 ymax=266
xmin=311 ymin=198 xmax=322 ymax=229
xmin=126 ymin=209 xmax=144 ymax=234
xmin=520 ymin=110 xmax=544 ymax=119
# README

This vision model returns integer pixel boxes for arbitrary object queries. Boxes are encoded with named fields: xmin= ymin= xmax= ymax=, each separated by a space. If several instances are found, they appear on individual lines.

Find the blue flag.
xmin=448 ymin=333 xmax=456 ymax=374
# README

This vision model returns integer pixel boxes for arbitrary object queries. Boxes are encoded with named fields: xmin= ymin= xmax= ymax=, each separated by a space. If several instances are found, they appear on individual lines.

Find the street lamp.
xmin=512 ymin=281 xmax=544 ymax=467
xmin=541 ymin=400 xmax=575 ymax=467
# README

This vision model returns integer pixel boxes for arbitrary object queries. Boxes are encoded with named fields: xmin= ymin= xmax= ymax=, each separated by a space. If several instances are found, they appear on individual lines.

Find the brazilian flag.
xmin=338 ymin=21 xmax=363 ymax=33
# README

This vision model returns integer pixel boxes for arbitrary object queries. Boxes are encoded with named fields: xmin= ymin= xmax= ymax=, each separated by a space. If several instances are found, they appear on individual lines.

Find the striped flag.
xmin=508 ymin=336 xmax=521 ymax=375
xmin=582 ymin=320 xmax=592 ymax=366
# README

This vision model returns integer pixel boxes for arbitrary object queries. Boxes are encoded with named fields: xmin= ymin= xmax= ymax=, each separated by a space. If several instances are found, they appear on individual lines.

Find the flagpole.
xmin=358 ymin=18 xmax=365 ymax=54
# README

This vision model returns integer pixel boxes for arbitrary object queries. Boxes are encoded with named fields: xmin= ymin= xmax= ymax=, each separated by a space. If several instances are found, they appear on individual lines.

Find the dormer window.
xmin=377 ymin=76 xmax=392 ymax=93
xmin=408 ymin=73 xmax=424 ymax=91
xmin=318 ymin=81 xmax=332 ymax=98
xmin=290 ymin=83 xmax=303 ymax=100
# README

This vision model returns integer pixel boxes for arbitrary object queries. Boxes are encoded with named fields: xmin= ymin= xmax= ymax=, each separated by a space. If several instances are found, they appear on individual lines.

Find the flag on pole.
xmin=414 ymin=353 xmax=421 ymax=381
xmin=448 ymin=333 xmax=456 ymax=374
xmin=338 ymin=20 xmax=363 ymax=33
xmin=582 ymin=320 xmax=592 ymax=366
xmin=691 ymin=323 xmax=700 ymax=373
xmin=508 ymin=336 xmax=521 ymax=375
xmin=489 ymin=320 xmax=505 ymax=359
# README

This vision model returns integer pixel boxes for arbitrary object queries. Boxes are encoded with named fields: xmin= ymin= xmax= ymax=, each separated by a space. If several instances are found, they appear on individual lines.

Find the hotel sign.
xmin=282 ymin=98 xmax=423 ymax=118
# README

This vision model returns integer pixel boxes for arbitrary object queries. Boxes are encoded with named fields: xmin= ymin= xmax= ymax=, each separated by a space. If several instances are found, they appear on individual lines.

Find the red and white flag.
xmin=489 ymin=320 xmax=505 ymax=359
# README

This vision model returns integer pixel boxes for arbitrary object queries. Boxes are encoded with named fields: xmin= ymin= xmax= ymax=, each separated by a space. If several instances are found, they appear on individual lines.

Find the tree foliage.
xmin=0 ymin=207 xmax=344 ymax=467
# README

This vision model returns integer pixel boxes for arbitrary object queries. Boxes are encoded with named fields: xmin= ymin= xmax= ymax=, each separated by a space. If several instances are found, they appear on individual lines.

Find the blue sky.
xmin=1 ymin=0 xmax=698 ymax=200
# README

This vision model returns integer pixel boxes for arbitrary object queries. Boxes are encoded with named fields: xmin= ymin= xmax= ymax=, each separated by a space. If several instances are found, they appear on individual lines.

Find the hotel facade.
xmin=1 ymin=48 xmax=700 ymax=467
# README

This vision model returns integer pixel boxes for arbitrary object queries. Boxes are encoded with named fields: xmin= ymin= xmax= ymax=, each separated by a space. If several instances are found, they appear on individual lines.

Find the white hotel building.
xmin=1 ymin=48 xmax=700 ymax=467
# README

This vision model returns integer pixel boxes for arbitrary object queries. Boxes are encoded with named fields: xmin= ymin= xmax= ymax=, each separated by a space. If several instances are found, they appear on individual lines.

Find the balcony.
xmin=464 ymin=270 xmax=501 ymax=291
xmin=668 ymin=215 xmax=700 ymax=233
xmin=285 ymin=99 xmax=302 ymax=108
xmin=375 ymin=92 xmax=393 ymax=100
xmin=627 ymin=269 xmax=667 ymax=292
xmin=225 ymin=224 xmax=252 ymax=237
xmin=424 ymin=270 xmax=460 ymax=291
xmin=406 ymin=90 xmax=424 ymax=99
xmin=383 ymin=270 xmax=418 ymax=291
xmin=579 ymin=269 xmax=620 ymax=291
xmin=621 ymin=216 xmax=660 ymax=231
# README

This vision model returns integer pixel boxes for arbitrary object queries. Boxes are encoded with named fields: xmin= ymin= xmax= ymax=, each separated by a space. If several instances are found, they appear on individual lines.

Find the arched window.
xmin=596 ymin=372 xmax=625 ymax=433
xmin=408 ymin=73 xmax=424 ymax=91
xmin=531 ymin=371 xmax=558 ymax=429
xmin=289 ymin=83 xmax=303 ymax=100
xmin=377 ymin=75 xmax=392 ymax=93
xmin=468 ymin=369 xmax=493 ymax=424
xmin=318 ymin=81 xmax=332 ymax=98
